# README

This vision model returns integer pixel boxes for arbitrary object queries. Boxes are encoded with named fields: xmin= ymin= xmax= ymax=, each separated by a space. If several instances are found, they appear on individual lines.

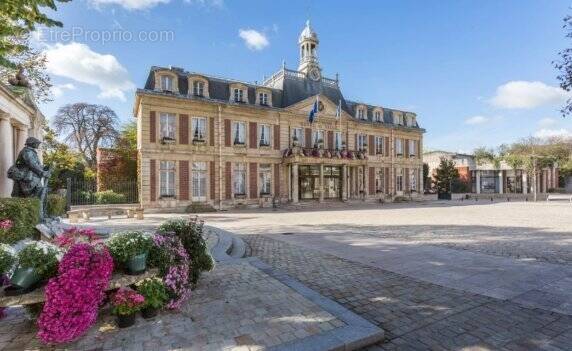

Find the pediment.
xmin=285 ymin=94 xmax=351 ymax=121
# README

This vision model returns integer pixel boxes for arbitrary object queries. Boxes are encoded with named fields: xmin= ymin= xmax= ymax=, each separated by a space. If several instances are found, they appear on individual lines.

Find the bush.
xmin=0 ymin=198 xmax=40 ymax=244
xmin=0 ymin=243 xmax=16 ymax=275
xmin=95 ymin=190 xmax=126 ymax=204
xmin=158 ymin=217 xmax=214 ymax=285
xmin=17 ymin=241 xmax=63 ymax=281
xmin=136 ymin=277 xmax=169 ymax=310
xmin=47 ymin=194 xmax=66 ymax=217
xmin=106 ymin=231 xmax=153 ymax=263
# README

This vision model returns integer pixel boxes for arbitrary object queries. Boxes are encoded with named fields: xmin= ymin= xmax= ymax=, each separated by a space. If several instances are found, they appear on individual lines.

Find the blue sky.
xmin=37 ymin=0 xmax=572 ymax=152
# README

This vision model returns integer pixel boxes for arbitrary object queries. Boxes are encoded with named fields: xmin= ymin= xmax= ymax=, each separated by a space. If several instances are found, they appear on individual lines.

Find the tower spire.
xmin=298 ymin=20 xmax=321 ymax=79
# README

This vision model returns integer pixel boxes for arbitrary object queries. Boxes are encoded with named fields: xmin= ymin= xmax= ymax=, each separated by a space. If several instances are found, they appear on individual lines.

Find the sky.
xmin=34 ymin=0 xmax=572 ymax=153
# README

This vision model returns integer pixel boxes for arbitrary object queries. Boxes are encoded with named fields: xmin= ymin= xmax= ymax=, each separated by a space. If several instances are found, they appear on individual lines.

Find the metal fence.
xmin=66 ymin=178 xmax=138 ymax=206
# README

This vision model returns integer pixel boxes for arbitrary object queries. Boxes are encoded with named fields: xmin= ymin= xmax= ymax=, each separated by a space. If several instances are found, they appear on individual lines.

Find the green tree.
xmin=434 ymin=157 xmax=459 ymax=194
xmin=0 ymin=0 xmax=70 ymax=68
xmin=555 ymin=14 xmax=572 ymax=116
xmin=422 ymin=163 xmax=430 ymax=191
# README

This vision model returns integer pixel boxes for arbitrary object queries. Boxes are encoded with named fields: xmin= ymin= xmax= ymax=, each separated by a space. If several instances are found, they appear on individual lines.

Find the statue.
xmin=7 ymin=137 xmax=51 ymax=221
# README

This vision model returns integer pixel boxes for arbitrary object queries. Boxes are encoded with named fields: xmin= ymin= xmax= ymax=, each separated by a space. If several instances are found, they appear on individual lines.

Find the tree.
xmin=423 ymin=163 xmax=430 ymax=191
xmin=474 ymin=147 xmax=502 ymax=168
xmin=0 ymin=34 xmax=52 ymax=103
xmin=0 ymin=0 xmax=70 ymax=68
xmin=52 ymin=103 xmax=120 ymax=169
xmin=555 ymin=14 xmax=572 ymax=116
xmin=433 ymin=157 xmax=459 ymax=194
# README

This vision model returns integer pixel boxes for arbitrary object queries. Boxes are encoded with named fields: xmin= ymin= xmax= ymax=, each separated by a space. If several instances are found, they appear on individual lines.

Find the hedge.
xmin=47 ymin=194 xmax=66 ymax=217
xmin=95 ymin=190 xmax=126 ymax=204
xmin=0 ymin=198 xmax=40 ymax=244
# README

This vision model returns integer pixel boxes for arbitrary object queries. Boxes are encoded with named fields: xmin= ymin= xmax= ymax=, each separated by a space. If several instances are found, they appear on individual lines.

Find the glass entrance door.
xmin=299 ymin=165 xmax=320 ymax=200
xmin=324 ymin=166 xmax=341 ymax=199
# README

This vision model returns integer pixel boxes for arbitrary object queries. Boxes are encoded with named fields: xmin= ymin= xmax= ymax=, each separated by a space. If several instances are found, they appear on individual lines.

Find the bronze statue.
xmin=7 ymin=137 xmax=51 ymax=220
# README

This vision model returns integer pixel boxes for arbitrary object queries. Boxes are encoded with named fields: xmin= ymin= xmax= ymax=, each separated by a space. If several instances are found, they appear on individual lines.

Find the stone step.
xmin=206 ymin=226 xmax=246 ymax=262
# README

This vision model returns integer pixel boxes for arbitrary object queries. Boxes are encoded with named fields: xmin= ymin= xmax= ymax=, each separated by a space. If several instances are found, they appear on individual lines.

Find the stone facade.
xmin=0 ymin=83 xmax=44 ymax=198
xmin=134 ymin=22 xmax=425 ymax=210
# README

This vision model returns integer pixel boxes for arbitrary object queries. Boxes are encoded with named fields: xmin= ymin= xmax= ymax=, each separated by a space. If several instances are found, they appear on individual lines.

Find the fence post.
xmin=66 ymin=178 xmax=72 ymax=211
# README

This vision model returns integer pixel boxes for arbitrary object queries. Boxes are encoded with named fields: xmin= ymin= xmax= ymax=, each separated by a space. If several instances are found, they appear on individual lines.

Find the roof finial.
xmin=282 ymin=59 xmax=286 ymax=70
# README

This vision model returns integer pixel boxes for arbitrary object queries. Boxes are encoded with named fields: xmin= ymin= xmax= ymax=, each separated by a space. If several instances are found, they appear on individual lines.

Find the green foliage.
xmin=474 ymin=147 xmax=502 ymax=168
xmin=46 ymin=194 xmax=66 ymax=217
xmin=451 ymin=179 xmax=472 ymax=193
xmin=0 ymin=198 xmax=40 ymax=244
xmin=106 ymin=231 xmax=153 ymax=263
xmin=434 ymin=157 xmax=460 ymax=194
xmin=136 ymin=277 xmax=169 ymax=309
xmin=17 ymin=241 xmax=62 ymax=280
xmin=158 ymin=217 xmax=214 ymax=285
xmin=95 ymin=190 xmax=126 ymax=204
xmin=0 ymin=243 xmax=16 ymax=275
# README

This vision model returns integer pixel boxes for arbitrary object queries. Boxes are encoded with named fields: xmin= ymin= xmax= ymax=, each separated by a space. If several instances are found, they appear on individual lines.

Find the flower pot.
xmin=126 ymin=252 xmax=148 ymax=275
xmin=10 ymin=267 xmax=40 ymax=290
xmin=141 ymin=307 xmax=158 ymax=319
xmin=116 ymin=313 xmax=136 ymax=328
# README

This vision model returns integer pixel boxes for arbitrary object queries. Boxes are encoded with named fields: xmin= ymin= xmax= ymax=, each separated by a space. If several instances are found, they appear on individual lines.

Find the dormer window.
xmin=259 ymin=92 xmax=268 ymax=106
xmin=374 ymin=111 xmax=382 ymax=122
xmin=394 ymin=114 xmax=404 ymax=125
xmin=234 ymin=88 xmax=244 ymax=103
xmin=161 ymin=75 xmax=173 ymax=92
xmin=193 ymin=81 xmax=205 ymax=97
xmin=357 ymin=108 xmax=365 ymax=120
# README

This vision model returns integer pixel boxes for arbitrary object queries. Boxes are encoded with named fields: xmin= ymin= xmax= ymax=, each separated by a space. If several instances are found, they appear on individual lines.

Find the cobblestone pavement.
xmin=245 ymin=235 xmax=572 ymax=351
xmin=0 ymin=261 xmax=343 ymax=351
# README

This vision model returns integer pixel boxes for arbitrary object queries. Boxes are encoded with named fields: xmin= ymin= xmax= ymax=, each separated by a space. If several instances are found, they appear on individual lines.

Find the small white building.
xmin=0 ymin=83 xmax=45 ymax=197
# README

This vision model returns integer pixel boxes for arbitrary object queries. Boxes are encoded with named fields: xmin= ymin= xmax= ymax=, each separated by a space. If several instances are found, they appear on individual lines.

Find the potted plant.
xmin=106 ymin=231 xmax=153 ymax=275
xmin=0 ymin=244 xmax=16 ymax=276
xmin=135 ymin=277 xmax=169 ymax=318
xmin=111 ymin=287 xmax=145 ymax=328
xmin=9 ymin=241 xmax=62 ymax=294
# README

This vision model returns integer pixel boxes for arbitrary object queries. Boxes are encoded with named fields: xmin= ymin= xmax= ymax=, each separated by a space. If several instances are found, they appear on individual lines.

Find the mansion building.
xmin=134 ymin=21 xmax=425 ymax=209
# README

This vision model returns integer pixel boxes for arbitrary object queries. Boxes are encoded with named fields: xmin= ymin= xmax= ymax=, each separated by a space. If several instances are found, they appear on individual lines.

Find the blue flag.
xmin=308 ymin=96 xmax=319 ymax=124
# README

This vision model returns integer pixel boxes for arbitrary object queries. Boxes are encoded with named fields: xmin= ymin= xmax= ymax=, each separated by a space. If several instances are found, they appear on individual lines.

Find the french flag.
xmin=308 ymin=96 xmax=319 ymax=124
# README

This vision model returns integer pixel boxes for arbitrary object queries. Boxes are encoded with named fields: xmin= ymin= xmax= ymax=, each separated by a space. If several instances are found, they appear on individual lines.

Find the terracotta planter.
xmin=126 ymin=252 xmax=148 ymax=275
xmin=141 ymin=307 xmax=158 ymax=319
xmin=116 ymin=313 xmax=136 ymax=328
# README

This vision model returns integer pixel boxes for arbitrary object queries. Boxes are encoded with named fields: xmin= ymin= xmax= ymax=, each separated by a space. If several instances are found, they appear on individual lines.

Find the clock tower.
xmin=298 ymin=20 xmax=321 ymax=81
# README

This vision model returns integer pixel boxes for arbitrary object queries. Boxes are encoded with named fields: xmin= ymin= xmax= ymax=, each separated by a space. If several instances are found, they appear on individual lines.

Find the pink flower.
xmin=55 ymin=227 xmax=98 ymax=248
xmin=0 ymin=219 xmax=13 ymax=230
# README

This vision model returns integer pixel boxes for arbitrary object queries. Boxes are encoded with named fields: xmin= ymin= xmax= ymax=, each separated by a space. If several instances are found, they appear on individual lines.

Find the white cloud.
xmin=538 ymin=117 xmax=557 ymax=127
xmin=238 ymin=29 xmax=269 ymax=51
xmin=465 ymin=115 xmax=489 ymax=125
xmin=490 ymin=81 xmax=570 ymax=109
xmin=89 ymin=0 xmax=170 ymax=10
xmin=184 ymin=0 xmax=223 ymax=8
xmin=44 ymin=42 xmax=135 ymax=101
xmin=50 ymin=83 xmax=76 ymax=98
xmin=534 ymin=128 xmax=572 ymax=139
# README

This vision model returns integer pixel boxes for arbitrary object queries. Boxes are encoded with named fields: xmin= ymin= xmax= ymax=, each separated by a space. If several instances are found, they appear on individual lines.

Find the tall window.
xmin=375 ymin=136 xmax=384 ymax=154
xmin=409 ymin=140 xmax=417 ymax=157
xmin=259 ymin=92 xmax=269 ymax=106
xmin=312 ymin=130 xmax=324 ymax=147
xmin=396 ymin=168 xmax=403 ymax=192
xmin=160 ymin=161 xmax=175 ymax=197
xmin=233 ymin=122 xmax=246 ymax=145
xmin=374 ymin=111 xmax=382 ymax=122
xmin=357 ymin=109 xmax=365 ymax=120
xmin=193 ymin=81 xmax=204 ymax=97
xmin=233 ymin=88 xmax=244 ymax=103
xmin=394 ymin=114 xmax=403 ymax=125
xmin=259 ymin=164 xmax=272 ymax=195
xmin=395 ymin=138 xmax=403 ymax=156
xmin=259 ymin=124 xmax=270 ymax=146
xmin=357 ymin=134 xmax=367 ymax=151
xmin=160 ymin=113 xmax=176 ymax=140
xmin=192 ymin=117 xmax=206 ymax=141
xmin=160 ymin=75 xmax=173 ymax=91
xmin=334 ymin=131 xmax=342 ymax=150
xmin=233 ymin=163 xmax=246 ymax=195
xmin=192 ymin=162 xmax=207 ymax=201
xmin=410 ymin=169 xmax=417 ymax=191
xmin=376 ymin=168 xmax=384 ymax=193
xmin=292 ymin=128 xmax=303 ymax=146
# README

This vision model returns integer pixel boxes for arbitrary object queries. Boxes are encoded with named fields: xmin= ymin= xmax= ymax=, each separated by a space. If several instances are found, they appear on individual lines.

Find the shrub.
xmin=136 ymin=277 xmax=169 ymax=310
xmin=95 ymin=190 xmax=126 ymax=205
xmin=106 ymin=231 xmax=153 ymax=263
xmin=17 ymin=241 xmax=63 ymax=281
xmin=0 ymin=198 xmax=40 ymax=244
xmin=46 ymin=194 xmax=66 ymax=217
xmin=0 ymin=244 xmax=16 ymax=275
xmin=111 ymin=288 xmax=145 ymax=316
xmin=158 ymin=217 xmax=214 ymax=285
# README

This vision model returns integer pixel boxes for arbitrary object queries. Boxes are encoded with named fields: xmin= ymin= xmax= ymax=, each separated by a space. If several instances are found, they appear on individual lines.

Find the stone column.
xmin=0 ymin=115 xmax=14 ymax=197
xmin=498 ymin=171 xmax=503 ymax=194
xmin=363 ymin=165 xmax=369 ymax=199
xmin=319 ymin=163 xmax=324 ymax=202
xmin=342 ymin=164 xmax=348 ymax=201
xmin=16 ymin=126 xmax=28 ymax=154
xmin=292 ymin=163 xmax=299 ymax=203
xmin=522 ymin=172 xmax=528 ymax=194
xmin=476 ymin=171 xmax=481 ymax=194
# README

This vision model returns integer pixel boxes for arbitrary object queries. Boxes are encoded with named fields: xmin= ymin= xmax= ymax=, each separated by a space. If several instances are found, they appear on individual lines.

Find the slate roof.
xmin=140 ymin=66 xmax=421 ymax=130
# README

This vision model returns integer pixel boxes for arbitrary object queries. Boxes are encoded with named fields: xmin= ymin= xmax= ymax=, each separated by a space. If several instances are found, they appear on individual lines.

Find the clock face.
xmin=309 ymin=68 xmax=321 ymax=81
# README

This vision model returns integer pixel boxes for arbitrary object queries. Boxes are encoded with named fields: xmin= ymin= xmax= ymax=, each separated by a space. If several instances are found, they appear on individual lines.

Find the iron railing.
xmin=66 ymin=178 xmax=138 ymax=206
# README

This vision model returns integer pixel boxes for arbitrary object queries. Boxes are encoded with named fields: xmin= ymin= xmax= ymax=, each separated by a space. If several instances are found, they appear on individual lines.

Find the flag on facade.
xmin=335 ymin=99 xmax=341 ymax=119
xmin=308 ymin=95 xmax=319 ymax=124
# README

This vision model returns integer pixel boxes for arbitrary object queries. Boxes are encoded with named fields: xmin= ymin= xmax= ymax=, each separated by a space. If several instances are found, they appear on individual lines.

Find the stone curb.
xmin=212 ymin=256 xmax=381 ymax=351
xmin=206 ymin=226 xmax=246 ymax=261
